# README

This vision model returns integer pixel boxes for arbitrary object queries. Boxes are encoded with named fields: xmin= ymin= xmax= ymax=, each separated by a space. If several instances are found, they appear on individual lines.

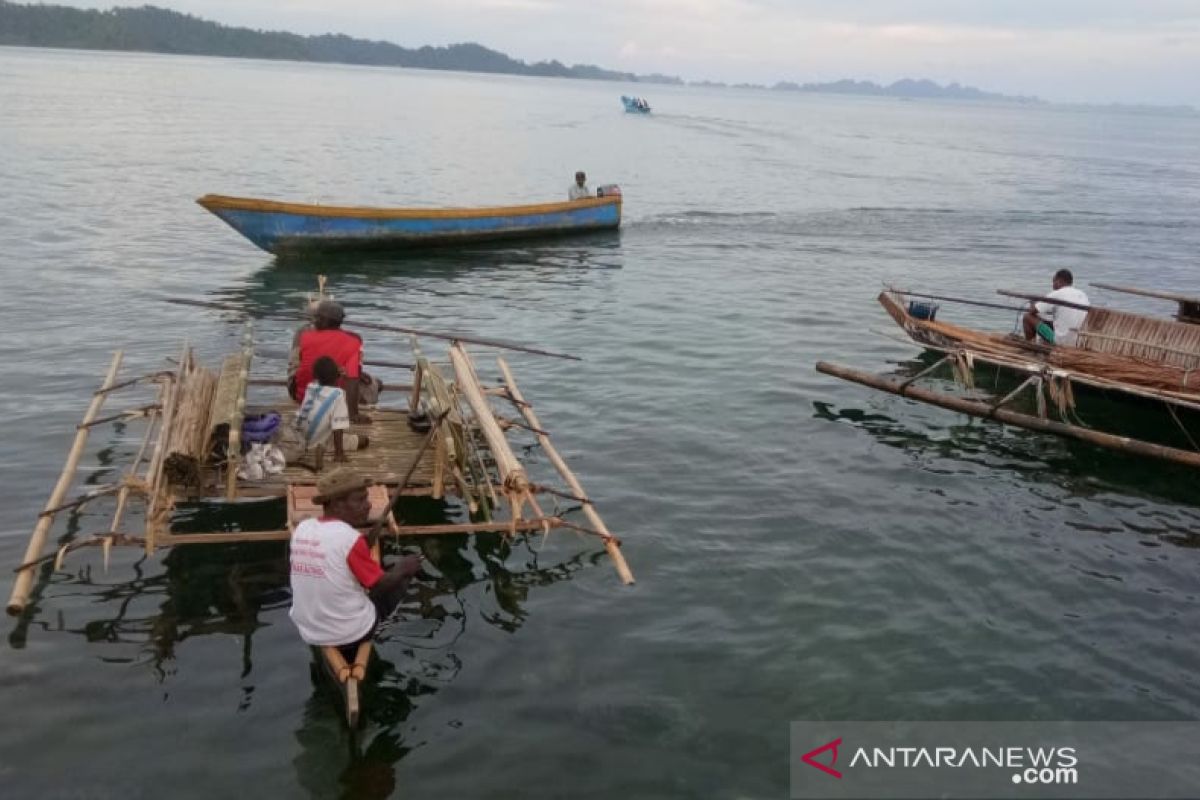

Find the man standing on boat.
xmin=569 ymin=171 xmax=591 ymax=200
xmin=289 ymin=467 xmax=422 ymax=655
xmin=290 ymin=300 xmax=376 ymax=423
xmin=1023 ymin=269 xmax=1089 ymax=346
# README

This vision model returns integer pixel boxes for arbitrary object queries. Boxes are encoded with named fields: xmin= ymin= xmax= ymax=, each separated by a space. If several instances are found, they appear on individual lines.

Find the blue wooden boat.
xmin=197 ymin=193 xmax=622 ymax=254
xmin=621 ymin=95 xmax=651 ymax=114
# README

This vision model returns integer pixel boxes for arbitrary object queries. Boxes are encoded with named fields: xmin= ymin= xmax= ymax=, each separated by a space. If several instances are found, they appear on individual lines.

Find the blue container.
xmin=908 ymin=301 xmax=939 ymax=321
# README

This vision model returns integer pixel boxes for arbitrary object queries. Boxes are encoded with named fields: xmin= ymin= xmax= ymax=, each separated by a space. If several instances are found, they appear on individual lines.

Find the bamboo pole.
xmin=449 ymin=344 xmax=528 ymax=492
xmin=225 ymin=324 xmax=254 ymax=500
xmin=887 ymin=289 xmax=1025 ymax=313
xmin=816 ymin=361 xmax=1200 ymax=469
xmin=35 ymin=484 xmax=121 ymax=518
xmin=497 ymin=357 xmax=634 ymax=585
xmin=158 ymin=518 xmax=566 ymax=545
xmin=163 ymin=296 xmax=581 ymax=361
xmin=1091 ymin=282 xmax=1200 ymax=306
xmin=997 ymin=289 xmax=1093 ymax=312
xmin=409 ymin=359 xmax=424 ymax=414
xmin=143 ymin=348 xmax=187 ymax=555
xmin=8 ymin=351 xmax=124 ymax=615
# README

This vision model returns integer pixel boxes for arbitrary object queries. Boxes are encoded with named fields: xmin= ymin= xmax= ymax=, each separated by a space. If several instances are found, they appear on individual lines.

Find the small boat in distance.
xmin=197 ymin=193 xmax=622 ymax=255
xmin=621 ymin=95 xmax=651 ymax=114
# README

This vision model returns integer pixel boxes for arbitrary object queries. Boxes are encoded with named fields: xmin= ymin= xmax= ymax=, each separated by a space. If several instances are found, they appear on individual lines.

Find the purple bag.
xmin=241 ymin=412 xmax=281 ymax=444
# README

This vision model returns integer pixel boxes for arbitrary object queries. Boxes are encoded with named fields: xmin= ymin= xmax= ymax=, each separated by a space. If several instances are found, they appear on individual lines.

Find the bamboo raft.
xmin=818 ymin=286 xmax=1200 ymax=469
xmin=9 ymin=300 xmax=633 ymax=725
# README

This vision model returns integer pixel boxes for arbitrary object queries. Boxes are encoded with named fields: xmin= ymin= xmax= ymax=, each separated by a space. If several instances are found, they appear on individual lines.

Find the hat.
xmin=312 ymin=467 xmax=372 ymax=504
xmin=314 ymin=300 xmax=345 ymax=324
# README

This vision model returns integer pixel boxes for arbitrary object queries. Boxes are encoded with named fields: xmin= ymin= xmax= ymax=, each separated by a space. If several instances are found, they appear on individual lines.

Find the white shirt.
xmin=569 ymin=183 xmax=591 ymax=200
xmin=293 ymin=382 xmax=350 ymax=449
xmin=1036 ymin=286 xmax=1090 ymax=347
xmin=289 ymin=517 xmax=375 ymax=646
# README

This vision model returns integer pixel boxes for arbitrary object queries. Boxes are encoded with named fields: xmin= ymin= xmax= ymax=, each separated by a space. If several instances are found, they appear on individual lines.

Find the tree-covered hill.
xmin=0 ymin=1 xmax=685 ymax=83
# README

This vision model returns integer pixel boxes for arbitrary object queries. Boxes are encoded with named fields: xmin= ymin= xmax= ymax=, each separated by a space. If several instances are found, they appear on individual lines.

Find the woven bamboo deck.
xmin=240 ymin=406 xmax=444 ymax=494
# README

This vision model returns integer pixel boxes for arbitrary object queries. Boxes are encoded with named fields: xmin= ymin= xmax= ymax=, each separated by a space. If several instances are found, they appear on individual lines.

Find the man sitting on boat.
xmin=289 ymin=467 xmax=422 ymax=656
xmin=1022 ymin=269 xmax=1089 ymax=346
xmin=279 ymin=356 xmax=370 ymax=465
xmin=569 ymin=171 xmax=591 ymax=201
xmin=289 ymin=300 xmax=377 ymax=422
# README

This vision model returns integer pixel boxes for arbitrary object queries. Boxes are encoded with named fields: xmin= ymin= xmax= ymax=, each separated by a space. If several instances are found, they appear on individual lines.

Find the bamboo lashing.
xmin=497 ymin=357 xmax=634 ymax=585
xmin=8 ymin=351 xmax=124 ymax=615
xmin=162 ymin=296 xmax=581 ymax=361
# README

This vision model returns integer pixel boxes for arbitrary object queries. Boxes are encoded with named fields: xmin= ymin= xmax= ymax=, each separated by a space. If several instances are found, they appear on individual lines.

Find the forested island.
xmin=0 ymin=1 xmax=684 ymax=83
xmin=5 ymin=0 xmax=1189 ymax=112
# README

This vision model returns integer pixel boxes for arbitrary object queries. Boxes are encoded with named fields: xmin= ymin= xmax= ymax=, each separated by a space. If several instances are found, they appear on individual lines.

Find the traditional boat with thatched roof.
xmin=9 ymin=280 xmax=633 ymax=726
xmin=818 ymin=284 xmax=1200 ymax=469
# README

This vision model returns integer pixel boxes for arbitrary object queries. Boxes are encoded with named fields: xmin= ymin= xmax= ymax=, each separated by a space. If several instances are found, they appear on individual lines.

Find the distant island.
xmin=0 ymin=1 xmax=1193 ymax=112
xmin=0 ymin=1 xmax=684 ymax=84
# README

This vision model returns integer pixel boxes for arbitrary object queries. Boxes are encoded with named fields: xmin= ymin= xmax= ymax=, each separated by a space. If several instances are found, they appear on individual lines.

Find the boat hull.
xmin=621 ymin=96 xmax=651 ymax=113
xmin=197 ymin=194 xmax=622 ymax=254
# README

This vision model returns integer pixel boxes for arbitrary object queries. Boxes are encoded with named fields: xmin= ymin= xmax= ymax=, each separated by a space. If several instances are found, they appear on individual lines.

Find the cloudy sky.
xmin=51 ymin=1 xmax=1200 ymax=104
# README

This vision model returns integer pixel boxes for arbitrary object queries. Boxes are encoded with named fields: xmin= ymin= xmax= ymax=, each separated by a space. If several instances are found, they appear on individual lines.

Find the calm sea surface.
xmin=2 ymin=47 xmax=1200 ymax=799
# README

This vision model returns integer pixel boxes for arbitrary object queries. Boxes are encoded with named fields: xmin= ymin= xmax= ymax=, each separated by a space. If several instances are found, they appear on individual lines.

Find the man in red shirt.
xmin=289 ymin=301 xmax=371 ymax=422
xmin=289 ymin=467 xmax=422 ymax=658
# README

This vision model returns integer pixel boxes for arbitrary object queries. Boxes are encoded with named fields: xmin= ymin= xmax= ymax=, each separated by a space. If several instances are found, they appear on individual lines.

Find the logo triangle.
xmin=801 ymin=737 xmax=843 ymax=779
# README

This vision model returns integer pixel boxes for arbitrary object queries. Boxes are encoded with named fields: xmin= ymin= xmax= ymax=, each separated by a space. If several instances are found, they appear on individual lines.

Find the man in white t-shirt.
xmin=289 ymin=467 xmax=422 ymax=655
xmin=1022 ymin=268 xmax=1090 ymax=347
xmin=568 ymin=171 xmax=591 ymax=200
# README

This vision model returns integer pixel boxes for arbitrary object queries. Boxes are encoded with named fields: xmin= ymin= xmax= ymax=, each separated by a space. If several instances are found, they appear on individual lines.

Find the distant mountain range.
xmin=771 ymin=78 xmax=1041 ymax=103
xmin=0 ymin=1 xmax=1193 ymax=112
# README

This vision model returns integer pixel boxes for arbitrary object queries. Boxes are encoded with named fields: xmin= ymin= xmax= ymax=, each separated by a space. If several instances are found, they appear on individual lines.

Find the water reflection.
xmin=813 ymin=354 xmax=1200 ymax=513
xmin=207 ymin=231 xmax=624 ymax=319
xmin=11 ymin=495 xmax=600 ymax=797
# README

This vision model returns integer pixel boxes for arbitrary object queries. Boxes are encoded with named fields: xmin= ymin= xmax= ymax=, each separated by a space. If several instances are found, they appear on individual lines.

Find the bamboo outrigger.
xmin=9 ymin=288 xmax=633 ymax=725
xmin=818 ymin=286 xmax=1200 ymax=469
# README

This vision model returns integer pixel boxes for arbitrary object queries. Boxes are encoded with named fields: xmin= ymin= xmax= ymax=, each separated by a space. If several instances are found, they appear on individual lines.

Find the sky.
xmin=46 ymin=1 xmax=1200 ymax=105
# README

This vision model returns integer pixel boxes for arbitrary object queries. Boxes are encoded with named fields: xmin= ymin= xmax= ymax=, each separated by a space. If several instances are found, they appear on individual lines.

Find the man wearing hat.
xmin=289 ymin=467 xmax=422 ymax=652
xmin=290 ymin=300 xmax=375 ymax=423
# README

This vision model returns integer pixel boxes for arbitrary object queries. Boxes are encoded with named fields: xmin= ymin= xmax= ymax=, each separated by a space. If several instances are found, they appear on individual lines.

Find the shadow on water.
xmin=813 ymin=352 xmax=1200 ymax=519
xmin=9 ymin=495 xmax=604 ymax=799
xmin=206 ymin=229 xmax=625 ymax=316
